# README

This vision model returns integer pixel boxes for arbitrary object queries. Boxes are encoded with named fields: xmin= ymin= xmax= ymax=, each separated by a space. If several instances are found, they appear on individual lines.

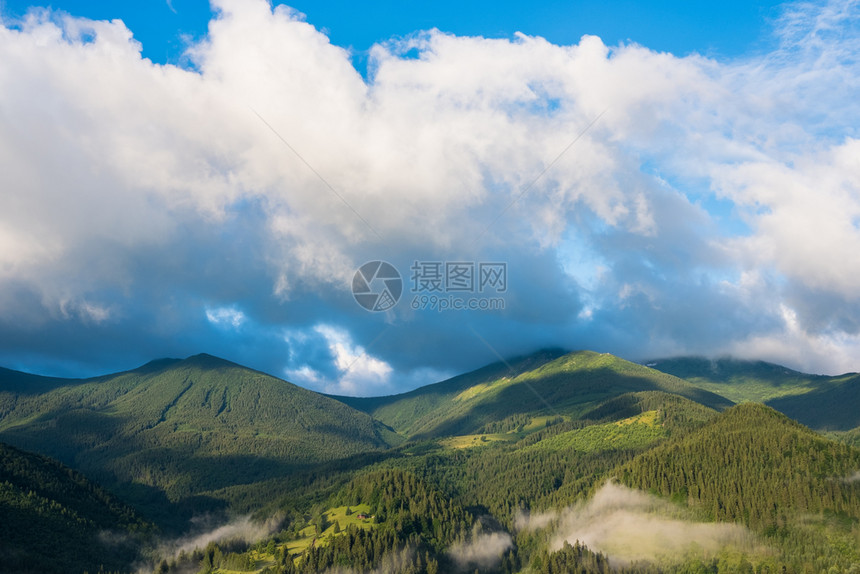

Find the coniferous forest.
xmin=2 ymin=351 xmax=860 ymax=573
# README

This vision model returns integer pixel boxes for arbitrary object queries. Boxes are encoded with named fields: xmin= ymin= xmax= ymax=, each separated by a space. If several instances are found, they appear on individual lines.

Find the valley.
xmin=2 ymin=350 xmax=860 ymax=573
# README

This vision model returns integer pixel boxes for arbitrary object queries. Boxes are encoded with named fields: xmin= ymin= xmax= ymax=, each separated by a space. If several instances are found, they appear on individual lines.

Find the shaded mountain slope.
xmin=767 ymin=376 xmax=860 ymax=431
xmin=0 ymin=441 xmax=150 ymax=573
xmin=0 ymin=354 xmax=401 ymax=504
xmin=649 ymin=356 xmax=860 ymax=430
xmin=0 ymin=366 xmax=87 ymax=397
xmin=645 ymin=356 xmax=824 ymax=402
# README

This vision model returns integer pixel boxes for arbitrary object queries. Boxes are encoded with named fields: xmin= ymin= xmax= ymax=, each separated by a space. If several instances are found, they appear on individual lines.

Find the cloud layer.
xmin=3 ymin=0 xmax=860 ymax=391
xmin=447 ymin=531 xmax=513 ymax=570
xmin=517 ymin=482 xmax=762 ymax=566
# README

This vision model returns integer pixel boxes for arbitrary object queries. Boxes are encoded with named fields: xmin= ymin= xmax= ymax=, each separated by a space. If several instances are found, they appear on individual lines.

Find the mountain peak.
xmin=133 ymin=357 xmax=182 ymax=374
xmin=123 ymin=354 xmax=249 ymax=377
xmin=180 ymin=353 xmax=242 ymax=370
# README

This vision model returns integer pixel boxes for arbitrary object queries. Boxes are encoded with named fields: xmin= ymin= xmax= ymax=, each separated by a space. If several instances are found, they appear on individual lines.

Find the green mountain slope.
xmin=157 ymin=468 xmax=480 ymax=574
xmin=0 ymin=354 xmax=401 ymax=507
xmin=620 ymin=403 xmax=860 ymax=569
xmin=767 ymin=376 xmax=860 ymax=431
xmin=0 ymin=441 xmax=150 ymax=573
xmin=832 ymin=426 xmax=860 ymax=448
xmin=335 ymin=349 xmax=568 ymax=436
xmin=582 ymin=390 xmax=718 ymax=431
xmin=0 ymin=366 xmax=86 ymax=396
xmin=429 ymin=390 xmax=722 ymax=527
xmin=337 ymin=350 xmax=733 ymax=439
xmin=149 ymin=396 xmax=860 ymax=573
xmin=648 ymin=356 xmax=860 ymax=430
xmin=645 ymin=356 xmax=831 ymax=402
xmin=181 ymin=391 xmax=728 ymax=574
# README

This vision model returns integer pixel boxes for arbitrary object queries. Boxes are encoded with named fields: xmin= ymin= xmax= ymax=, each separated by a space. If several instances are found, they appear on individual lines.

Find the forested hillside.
xmin=620 ymin=403 xmax=860 ymax=570
xmin=0 ymin=441 xmax=150 ymax=573
xmin=159 ymin=395 xmax=860 ymax=573
xmin=3 ymin=352 xmax=860 ymax=573
xmin=0 ymin=355 xmax=400 ymax=511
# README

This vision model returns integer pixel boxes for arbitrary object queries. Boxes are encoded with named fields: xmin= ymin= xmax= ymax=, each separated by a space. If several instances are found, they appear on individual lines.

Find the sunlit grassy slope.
xmin=336 ymin=350 xmax=733 ymax=439
xmin=523 ymin=410 xmax=667 ymax=453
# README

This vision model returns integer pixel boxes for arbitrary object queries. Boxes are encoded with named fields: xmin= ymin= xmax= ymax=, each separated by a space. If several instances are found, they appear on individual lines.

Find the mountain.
xmin=581 ymin=389 xmax=719 ymax=431
xmin=5 ymin=351 xmax=860 ymax=573
xmin=336 ymin=350 xmax=734 ymax=439
xmin=834 ymin=425 xmax=860 ymax=448
xmin=0 ymin=366 xmax=85 ymax=395
xmin=174 ymin=395 xmax=860 ymax=573
xmin=644 ymin=356 xmax=823 ymax=402
xmin=0 ymin=354 xmax=401 ymax=510
xmin=648 ymin=356 xmax=860 ymax=430
xmin=0 ymin=440 xmax=150 ymax=573
xmin=766 ymin=376 xmax=860 ymax=431
xmin=620 ymin=403 xmax=860 ymax=569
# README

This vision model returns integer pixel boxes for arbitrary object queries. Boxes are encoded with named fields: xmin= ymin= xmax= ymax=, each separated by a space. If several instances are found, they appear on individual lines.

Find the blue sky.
xmin=1 ymin=0 xmax=784 ymax=65
xmin=2 ymin=0 xmax=860 ymax=394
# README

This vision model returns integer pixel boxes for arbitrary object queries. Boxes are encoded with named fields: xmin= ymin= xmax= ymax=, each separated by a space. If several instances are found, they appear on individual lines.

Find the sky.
xmin=2 ymin=0 xmax=860 ymax=395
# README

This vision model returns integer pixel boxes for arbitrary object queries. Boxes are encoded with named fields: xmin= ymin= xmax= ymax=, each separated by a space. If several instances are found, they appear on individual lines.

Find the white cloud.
xmin=205 ymin=306 xmax=246 ymax=329
xmin=284 ymin=324 xmax=393 ymax=395
xmin=447 ymin=531 xmax=512 ymax=570
xmin=713 ymin=139 xmax=860 ymax=298
xmin=148 ymin=513 xmax=281 ymax=566
xmin=4 ymin=0 xmax=860 ymax=378
xmin=519 ymin=482 xmax=762 ymax=566
xmin=725 ymin=303 xmax=860 ymax=375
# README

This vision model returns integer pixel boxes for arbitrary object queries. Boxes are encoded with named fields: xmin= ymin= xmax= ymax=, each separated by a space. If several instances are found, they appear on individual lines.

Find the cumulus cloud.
xmin=3 ymin=0 xmax=860 ymax=384
xmin=205 ymin=306 xmax=246 ymax=329
xmin=518 ymin=482 xmax=762 ymax=566
xmin=283 ymin=324 xmax=396 ymax=395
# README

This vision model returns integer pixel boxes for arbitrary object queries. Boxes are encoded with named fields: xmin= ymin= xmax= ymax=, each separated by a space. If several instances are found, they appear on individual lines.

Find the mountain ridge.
xmin=0 ymin=354 xmax=402 ymax=511
xmin=647 ymin=355 xmax=860 ymax=430
xmin=3 ymin=351 xmax=860 ymax=572
xmin=335 ymin=349 xmax=734 ymax=438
